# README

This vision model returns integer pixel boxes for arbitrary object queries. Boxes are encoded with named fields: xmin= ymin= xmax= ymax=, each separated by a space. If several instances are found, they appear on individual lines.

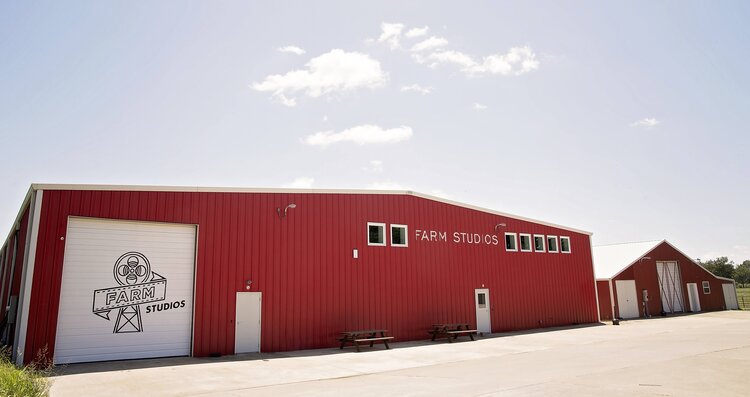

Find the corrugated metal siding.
xmin=0 ymin=206 xmax=29 ymax=347
xmin=24 ymin=190 xmax=599 ymax=363
xmin=596 ymin=280 xmax=613 ymax=320
xmin=611 ymin=242 xmax=733 ymax=318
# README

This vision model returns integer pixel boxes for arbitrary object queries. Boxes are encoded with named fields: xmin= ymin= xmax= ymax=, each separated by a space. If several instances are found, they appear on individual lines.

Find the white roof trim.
xmin=2 ymin=186 xmax=33 ymax=249
xmin=28 ymin=183 xmax=592 ymax=235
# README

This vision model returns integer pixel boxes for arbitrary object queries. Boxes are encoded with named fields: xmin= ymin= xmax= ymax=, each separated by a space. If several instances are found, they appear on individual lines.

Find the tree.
xmin=700 ymin=256 xmax=735 ymax=279
xmin=734 ymin=260 xmax=750 ymax=288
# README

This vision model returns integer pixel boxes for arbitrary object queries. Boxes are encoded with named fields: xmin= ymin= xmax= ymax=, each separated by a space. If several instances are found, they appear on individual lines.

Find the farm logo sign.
xmin=92 ymin=252 xmax=169 ymax=333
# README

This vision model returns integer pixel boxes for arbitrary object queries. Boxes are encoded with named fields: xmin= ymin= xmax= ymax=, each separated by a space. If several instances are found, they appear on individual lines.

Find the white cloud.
xmin=363 ymin=160 xmax=384 ymax=173
xmin=322 ymin=115 xmax=328 ymax=122
xmin=303 ymin=124 xmax=413 ymax=147
xmin=400 ymin=84 xmax=433 ymax=95
xmin=425 ymin=46 xmax=539 ymax=76
xmin=251 ymin=49 xmax=388 ymax=106
xmin=410 ymin=36 xmax=448 ymax=52
xmin=474 ymin=103 xmax=488 ymax=110
xmin=631 ymin=118 xmax=660 ymax=128
xmin=424 ymin=50 xmax=476 ymax=69
xmin=283 ymin=177 xmax=315 ymax=189
xmin=376 ymin=22 xmax=405 ymax=49
xmin=277 ymin=45 xmax=306 ymax=55
xmin=405 ymin=26 xmax=429 ymax=38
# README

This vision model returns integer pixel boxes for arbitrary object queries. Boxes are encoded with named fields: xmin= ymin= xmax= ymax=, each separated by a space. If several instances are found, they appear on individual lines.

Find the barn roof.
xmin=592 ymin=240 xmax=662 ymax=279
xmin=24 ymin=183 xmax=592 ymax=235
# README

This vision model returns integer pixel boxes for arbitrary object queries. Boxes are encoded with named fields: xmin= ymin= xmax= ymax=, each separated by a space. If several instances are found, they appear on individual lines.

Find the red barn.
xmin=1 ymin=184 xmax=600 ymax=365
xmin=593 ymin=240 xmax=739 ymax=321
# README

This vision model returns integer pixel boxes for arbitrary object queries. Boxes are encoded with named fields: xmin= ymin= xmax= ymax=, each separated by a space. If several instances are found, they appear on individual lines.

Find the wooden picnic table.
xmin=338 ymin=329 xmax=394 ymax=352
xmin=428 ymin=323 xmax=477 ymax=342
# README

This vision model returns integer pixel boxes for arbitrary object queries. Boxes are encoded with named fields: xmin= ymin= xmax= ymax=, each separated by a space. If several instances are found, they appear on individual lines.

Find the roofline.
xmin=597 ymin=239 xmax=737 ymax=283
xmin=606 ymin=239 xmax=666 ymax=280
xmin=659 ymin=240 xmax=736 ymax=282
xmin=28 ymin=183 xmax=592 ymax=235
xmin=2 ymin=186 xmax=33 ymax=249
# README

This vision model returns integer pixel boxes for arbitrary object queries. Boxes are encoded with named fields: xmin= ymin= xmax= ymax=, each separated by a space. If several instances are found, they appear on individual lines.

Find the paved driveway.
xmin=50 ymin=311 xmax=750 ymax=396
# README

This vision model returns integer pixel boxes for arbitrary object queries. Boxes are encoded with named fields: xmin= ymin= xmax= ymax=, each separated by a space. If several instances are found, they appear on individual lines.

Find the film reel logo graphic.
xmin=92 ymin=252 xmax=167 ymax=333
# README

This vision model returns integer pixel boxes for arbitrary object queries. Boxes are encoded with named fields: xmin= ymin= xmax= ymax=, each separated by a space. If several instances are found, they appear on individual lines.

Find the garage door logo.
xmin=92 ymin=252 xmax=167 ymax=333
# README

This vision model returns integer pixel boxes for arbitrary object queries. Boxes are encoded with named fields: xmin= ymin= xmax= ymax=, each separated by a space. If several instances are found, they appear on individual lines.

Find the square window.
xmin=534 ymin=235 xmax=546 ymax=252
xmin=702 ymin=281 xmax=711 ymax=294
xmin=367 ymin=222 xmax=386 ymax=246
xmin=519 ymin=234 xmax=532 ymax=252
xmin=477 ymin=293 xmax=486 ymax=308
xmin=391 ymin=224 xmax=408 ymax=247
xmin=505 ymin=233 xmax=517 ymax=251
xmin=547 ymin=236 xmax=559 ymax=253
xmin=560 ymin=236 xmax=571 ymax=253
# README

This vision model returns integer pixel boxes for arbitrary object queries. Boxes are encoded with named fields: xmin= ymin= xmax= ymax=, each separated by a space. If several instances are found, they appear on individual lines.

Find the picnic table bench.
xmin=338 ymin=329 xmax=394 ymax=352
xmin=428 ymin=323 xmax=477 ymax=342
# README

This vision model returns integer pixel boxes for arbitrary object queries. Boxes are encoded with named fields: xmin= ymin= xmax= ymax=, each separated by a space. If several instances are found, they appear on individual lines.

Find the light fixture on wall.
xmin=639 ymin=256 xmax=652 ymax=262
xmin=494 ymin=223 xmax=506 ymax=231
xmin=245 ymin=280 xmax=253 ymax=290
xmin=277 ymin=203 xmax=297 ymax=218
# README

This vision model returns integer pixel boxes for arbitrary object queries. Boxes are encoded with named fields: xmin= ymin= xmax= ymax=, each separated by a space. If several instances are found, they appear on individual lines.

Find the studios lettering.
xmin=415 ymin=229 xmax=499 ymax=246
xmin=92 ymin=252 xmax=183 ymax=333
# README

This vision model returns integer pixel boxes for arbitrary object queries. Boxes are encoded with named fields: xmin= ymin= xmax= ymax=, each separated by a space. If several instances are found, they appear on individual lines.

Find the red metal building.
xmin=1 ymin=184 xmax=600 ymax=365
xmin=593 ymin=240 xmax=739 ymax=321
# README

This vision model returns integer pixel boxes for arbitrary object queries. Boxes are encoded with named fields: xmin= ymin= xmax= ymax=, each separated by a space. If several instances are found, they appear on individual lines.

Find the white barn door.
xmin=54 ymin=217 xmax=196 ymax=364
xmin=656 ymin=262 xmax=684 ymax=313
xmin=722 ymin=284 xmax=739 ymax=310
xmin=686 ymin=283 xmax=701 ymax=312
xmin=615 ymin=280 xmax=639 ymax=319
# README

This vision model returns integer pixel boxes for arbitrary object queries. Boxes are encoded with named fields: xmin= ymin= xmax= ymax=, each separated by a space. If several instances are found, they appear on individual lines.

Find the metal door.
xmin=686 ymin=283 xmax=701 ymax=312
xmin=722 ymin=284 xmax=739 ymax=310
xmin=474 ymin=289 xmax=491 ymax=334
xmin=615 ymin=280 xmax=639 ymax=319
xmin=235 ymin=292 xmax=262 ymax=353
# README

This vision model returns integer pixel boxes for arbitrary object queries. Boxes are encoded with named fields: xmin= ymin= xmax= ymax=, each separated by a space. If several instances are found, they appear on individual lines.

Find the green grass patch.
xmin=738 ymin=287 xmax=750 ymax=310
xmin=0 ymin=349 xmax=49 ymax=397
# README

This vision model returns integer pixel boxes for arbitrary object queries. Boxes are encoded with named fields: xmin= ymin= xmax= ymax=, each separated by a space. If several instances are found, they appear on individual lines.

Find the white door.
xmin=723 ymin=283 xmax=739 ymax=310
xmin=235 ymin=292 xmax=262 ymax=353
xmin=656 ymin=262 xmax=684 ymax=313
xmin=686 ymin=283 xmax=701 ymax=312
xmin=54 ymin=217 xmax=196 ymax=364
xmin=615 ymin=280 xmax=639 ymax=319
xmin=474 ymin=289 xmax=491 ymax=334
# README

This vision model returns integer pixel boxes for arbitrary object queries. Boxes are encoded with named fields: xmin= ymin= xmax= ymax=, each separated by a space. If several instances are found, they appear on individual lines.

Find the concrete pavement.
xmin=50 ymin=311 xmax=750 ymax=396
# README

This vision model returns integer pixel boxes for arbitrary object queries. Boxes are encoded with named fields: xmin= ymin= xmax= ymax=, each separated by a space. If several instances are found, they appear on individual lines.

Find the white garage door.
xmin=54 ymin=217 xmax=196 ymax=364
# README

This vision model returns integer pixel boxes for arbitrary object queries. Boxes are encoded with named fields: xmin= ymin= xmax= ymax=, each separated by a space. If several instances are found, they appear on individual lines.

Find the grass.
xmin=738 ymin=287 xmax=750 ymax=310
xmin=0 ymin=349 xmax=49 ymax=397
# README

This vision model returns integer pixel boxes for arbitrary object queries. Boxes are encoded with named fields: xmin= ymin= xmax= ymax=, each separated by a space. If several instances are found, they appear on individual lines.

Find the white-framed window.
xmin=547 ymin=235 xmax=559 ymax=253
xmin=533 ymin=234 xmax=546 ymax=253
xmin=390 ymin=224 xmax=408 ymax=247
xmin=505 ymin=232 xmax=518 ymax=252
xmin=702 ymin=281 xmax=711 ymax=294
xmin=560 ymin=236 xmax=571 ymax=253
xmin=367 ymin=222 xmax=386 ymax=246
xmin=519 ymin=234 xmax=532 ymax=252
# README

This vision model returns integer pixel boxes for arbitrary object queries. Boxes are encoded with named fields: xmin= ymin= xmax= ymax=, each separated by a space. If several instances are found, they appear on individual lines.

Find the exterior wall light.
xmin=277 ymin=203 xmax=297 ymax=218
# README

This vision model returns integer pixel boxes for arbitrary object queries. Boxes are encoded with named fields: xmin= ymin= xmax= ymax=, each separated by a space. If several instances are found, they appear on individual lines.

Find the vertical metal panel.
xmin=596 ymin=280 xmax=613 ymax=320
xmin=21 ymin=190 xmax=599 ymax=363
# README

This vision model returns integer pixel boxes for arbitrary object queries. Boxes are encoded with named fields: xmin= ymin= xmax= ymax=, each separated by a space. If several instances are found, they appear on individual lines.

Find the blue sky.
xmin=1 ymin=1 xmax=748 ymax=262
